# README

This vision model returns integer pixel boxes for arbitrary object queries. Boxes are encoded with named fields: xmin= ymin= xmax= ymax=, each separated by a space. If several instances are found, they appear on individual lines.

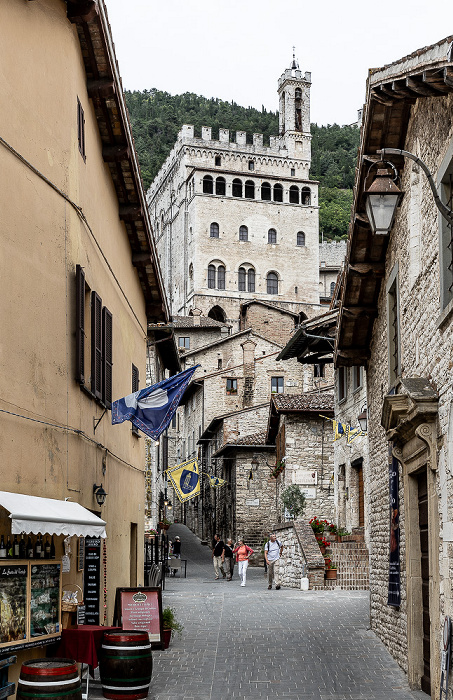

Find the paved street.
xmin=93 ymin=524 xmax=425 ymax=700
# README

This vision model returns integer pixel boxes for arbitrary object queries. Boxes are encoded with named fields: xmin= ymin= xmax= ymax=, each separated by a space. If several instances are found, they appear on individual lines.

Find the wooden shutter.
xmin=102 ymin=307 xmax=113 ymax=408
xmin=91 ymin=291 xmax=103 ymax=400
xmin=132 ymin=364 xmax=139 ymax=393
xmin=76 ymin=265 xmax=85 ymax=384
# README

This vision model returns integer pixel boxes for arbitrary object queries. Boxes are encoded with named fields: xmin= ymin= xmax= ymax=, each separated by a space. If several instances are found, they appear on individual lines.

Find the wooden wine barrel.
xmin=17 ymin=658 xmax=81 ymax=700
xmin=100 ymin=630 xmax=152 ymax=700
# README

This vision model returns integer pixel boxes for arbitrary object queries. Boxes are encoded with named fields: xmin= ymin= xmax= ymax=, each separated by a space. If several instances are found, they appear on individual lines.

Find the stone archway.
xmin=208 ymin=305 xmax=226 ymax=323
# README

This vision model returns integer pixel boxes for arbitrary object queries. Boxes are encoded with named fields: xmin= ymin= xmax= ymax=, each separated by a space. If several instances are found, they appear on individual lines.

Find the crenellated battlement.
xmin=278 ymin=68 xmax=311 ymax=89
xmin=179 ymin=124 xmax=284 ymax=153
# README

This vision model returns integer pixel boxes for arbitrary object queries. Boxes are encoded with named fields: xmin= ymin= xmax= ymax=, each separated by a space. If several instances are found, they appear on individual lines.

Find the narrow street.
xmin=94 ymin=524 xmax=426 ymax=700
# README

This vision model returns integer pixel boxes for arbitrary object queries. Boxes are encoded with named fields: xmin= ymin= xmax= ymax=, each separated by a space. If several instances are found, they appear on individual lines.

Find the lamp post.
xmin=368 ymin=148 xmax=453 ymax=232
xmin=363 ymin=167 xmax=403 ymax=235
xmin=93 ymin=483 xmax=107 ymax=507
xmin=357 ymin=405 xmax=368 ymax=433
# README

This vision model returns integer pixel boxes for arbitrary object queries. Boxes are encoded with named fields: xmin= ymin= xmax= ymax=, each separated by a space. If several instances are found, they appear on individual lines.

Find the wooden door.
xmin=357 ymin=465 xmax=365 ymax=527
xmin=417 ymin=470 xmax=430 ymax=695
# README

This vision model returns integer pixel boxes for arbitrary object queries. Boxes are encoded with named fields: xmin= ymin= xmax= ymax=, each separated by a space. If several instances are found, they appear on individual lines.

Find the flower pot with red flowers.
xmin=325 ymin=564 xmax=337 ymax=580
xmin=310 ymin=517 xmax=324 ymax=535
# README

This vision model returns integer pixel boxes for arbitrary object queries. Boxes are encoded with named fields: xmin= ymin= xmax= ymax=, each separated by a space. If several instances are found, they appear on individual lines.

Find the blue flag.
xmin=111 ymin=365 xmax=199 ymax=440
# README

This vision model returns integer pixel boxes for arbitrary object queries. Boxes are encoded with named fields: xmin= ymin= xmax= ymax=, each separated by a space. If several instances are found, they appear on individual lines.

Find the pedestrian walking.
xmin=212 ymin=534 xmax=226 ymax=579
xmin=233 ymin=538 xmax=254 ymax=587
xmin=264 ymin=532 xmax=284 ymax=590
xmin=170 ymin=535 xmax=181 ymax=576
xmin=223 ymin=538 xmax=234 ymax=580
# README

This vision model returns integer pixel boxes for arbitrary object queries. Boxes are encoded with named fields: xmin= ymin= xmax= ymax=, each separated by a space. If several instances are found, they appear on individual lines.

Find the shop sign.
xmin=114 ymin=587 xmax=163 ymax=649
xmin=84 ymin=537 xmax=101 ymax=624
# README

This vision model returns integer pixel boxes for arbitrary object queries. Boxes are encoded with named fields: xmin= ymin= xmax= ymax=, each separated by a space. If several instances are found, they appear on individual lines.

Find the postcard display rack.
xmin=0 ymin=561 xmax=62 ymax=651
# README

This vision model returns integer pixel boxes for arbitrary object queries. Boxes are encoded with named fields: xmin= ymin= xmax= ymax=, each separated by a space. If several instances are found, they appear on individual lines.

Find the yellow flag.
xmin=167 ymin=459 xmax=200 ymax=502
xmin=208 ymin=475 xmax=225 ymax=488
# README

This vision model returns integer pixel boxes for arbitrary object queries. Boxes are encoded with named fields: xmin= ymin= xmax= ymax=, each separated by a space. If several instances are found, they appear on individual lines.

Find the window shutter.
xmin=76 ymin=265 xmax=85 ymax=384
xmin=102 ymin=307 xmax=113 ymax=408
xmin=91 ymin=291 xmax=103 ymax=400
xmin=132 ymin=364 xmax=139 ymax=393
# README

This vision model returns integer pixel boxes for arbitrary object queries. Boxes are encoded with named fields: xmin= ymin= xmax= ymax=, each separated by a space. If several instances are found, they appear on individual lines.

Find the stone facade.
xmin=336 ymin=36 xmax=453 ymax=700
xmin=319 ymin=240 xmax=346 ymax=303
xmin=147 ymin=60 xmax=319 ymax=329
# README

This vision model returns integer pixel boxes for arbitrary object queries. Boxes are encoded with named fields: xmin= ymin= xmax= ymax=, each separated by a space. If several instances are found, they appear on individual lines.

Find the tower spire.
xmin=291 ymin=47 xmax=299 ymax=70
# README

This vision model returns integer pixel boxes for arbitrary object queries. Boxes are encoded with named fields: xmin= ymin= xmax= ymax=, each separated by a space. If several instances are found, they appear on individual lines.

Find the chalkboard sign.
xmin=0 ymin=564 xmax=27 ymax=645
xmin=113 ymin=587 xmax=163 ymax=649
xmin=30 ymin=563 xmax=61 ymax=638
xmin=83 ymin=537 xmax=101 ymax=624
xmin=76 ymin=605 xmax=86 ymax=625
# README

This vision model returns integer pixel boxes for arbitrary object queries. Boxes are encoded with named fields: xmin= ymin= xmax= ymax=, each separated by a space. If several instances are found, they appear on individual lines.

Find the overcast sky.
xmin=105 ymin=0 xmax=451 ymax=126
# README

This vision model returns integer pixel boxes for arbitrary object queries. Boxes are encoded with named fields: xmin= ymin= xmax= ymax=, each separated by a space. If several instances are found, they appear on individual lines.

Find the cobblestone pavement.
xmin=90 ymin=524 xmax=426 ymax=700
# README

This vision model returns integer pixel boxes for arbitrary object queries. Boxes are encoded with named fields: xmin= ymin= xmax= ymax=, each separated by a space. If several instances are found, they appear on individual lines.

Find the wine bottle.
xmin=13 ymin=534 xmax=19 ymax=558
xmin=0 ymin=535 xmax=6 ymax=558
xmin=50 ymin=535 xmax=56 ymax=559
xmin=27 ymin=535 xmax=34 ymax=559
xmin=40 ymin=535 xmax=45 ymax=558
xmin=6 ymin=535 xmax=12 ymax=559
xmin=19 ymin=534 xmax=26 ymax=559
xmin=44 ymin=537 xmax=51 ymax=559
xmin=34 ymin=534 xmax=42 ymax=559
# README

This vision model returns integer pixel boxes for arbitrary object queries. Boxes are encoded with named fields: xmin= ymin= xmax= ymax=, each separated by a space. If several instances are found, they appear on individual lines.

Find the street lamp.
xmin=93 ymin=483 xmax=107 ymax=507
xmin=364 ymin=167 xmax=403 ymax=235
xmin=375 ymin=148 xmax=453 ymax=230
xmin=357 ymin=405 xmax=367 ymax=433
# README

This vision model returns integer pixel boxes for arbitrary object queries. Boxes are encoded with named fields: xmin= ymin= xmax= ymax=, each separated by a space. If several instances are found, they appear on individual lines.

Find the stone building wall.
xmin=273 ymin=521 xmax=325 ymax=589
xmin=365 ymin=93 xmax=453 ymax=675
xmin=280 ymin=413 xmax=335 ymax=523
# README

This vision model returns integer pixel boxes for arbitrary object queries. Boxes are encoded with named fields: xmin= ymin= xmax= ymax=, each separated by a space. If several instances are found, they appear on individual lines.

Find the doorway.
xmin=417 ymin=470 xmax=430 ymax=695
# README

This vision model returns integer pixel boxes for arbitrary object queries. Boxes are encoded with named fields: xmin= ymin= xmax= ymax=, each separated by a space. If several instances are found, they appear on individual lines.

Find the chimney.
xmin=192 ymin=308 xmax=202 ymax=326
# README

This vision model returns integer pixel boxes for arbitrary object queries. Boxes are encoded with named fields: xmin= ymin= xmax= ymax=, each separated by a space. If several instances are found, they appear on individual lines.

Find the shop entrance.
xmin=417 ymin=469 xmax=430 ymax=695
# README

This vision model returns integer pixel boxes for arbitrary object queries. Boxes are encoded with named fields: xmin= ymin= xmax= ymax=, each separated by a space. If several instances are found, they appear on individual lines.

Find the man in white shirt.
xmin=264 ymin=533 xmax=284 ymax=590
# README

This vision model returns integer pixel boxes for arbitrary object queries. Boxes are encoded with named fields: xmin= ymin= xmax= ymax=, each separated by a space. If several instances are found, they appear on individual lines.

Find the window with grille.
xmin=203 ymin=175 xmax=213 ymax=194
xmin=208 ymin=264 xmax=216 ymax=289
xmin=261 ymin=182 xmax=271 ymax=200
xmin=314 ymin=363 xmax=325 ymax=378
xmin=210 ymin=222 xmax=219 ymax=238
xmin=289 ymin=186 xmax=299 ymax=204
xmin=245 ymin=180 xmax=255 ymax=199
xmin=267 ymin=272 xmax=278 ymax=294
xmin=247 ymin=268 xmax=255 ymax=292
xmin=77 ymin=98 xmax=85 ymax=160
xmin=239 ymin=225 xmax=248 ymax=241
xmin=226 ymin=378 xmax=237 ymax=394
xmin=273 ymin=184 xmax=283 ymax=202
xmin=439 ymin=152 xmax=453 ymax=310
xmin=271 ymin=376 xmax=284 ymax=394
xmin=232 ymin=179 xmax=243 ymax=197
xmin=330 ymin=281 xmax=336 ymax=297
xmin=215 ymin=177 xmax=226 ymax=195
xmin=297 ymin=231 xmax=305 ymax=246
xmin=268 ymin=228 xmax=277 ymax=244
xmin=238 ymin=267 xmax=246 ymax=291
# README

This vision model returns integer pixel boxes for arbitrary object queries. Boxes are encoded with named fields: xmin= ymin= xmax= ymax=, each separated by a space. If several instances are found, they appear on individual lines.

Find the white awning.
xmin=0 ymin=491 xmax=107 ymax=538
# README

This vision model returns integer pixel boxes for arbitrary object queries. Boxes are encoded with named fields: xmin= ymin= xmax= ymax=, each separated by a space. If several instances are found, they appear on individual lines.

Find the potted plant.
xmin=325 ymin=563 xmax=337 ymax=580
xmin=280 ymin=485 xmax=306 ymax=519
xmin=162 ymin=606 xmax=184 ymax=649
xmin=309 ymin=517 xmax=325 ymax=539
xmin=336 ymin=527 xmax=350 ymax=542
xmin=318 ymin=536 xmax=330 ymax=555
xmin=270 ymin=460 xmax=286 ymax=479
xmin=326 ymin=522 xmax=337 ymax=536
xmin=158 ymin=517 xmax=172 ymax=531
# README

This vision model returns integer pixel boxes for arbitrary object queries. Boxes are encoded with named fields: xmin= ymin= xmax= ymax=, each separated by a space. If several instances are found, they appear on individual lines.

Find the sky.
xmin=105 ymin=0 xmax=452 ymax=126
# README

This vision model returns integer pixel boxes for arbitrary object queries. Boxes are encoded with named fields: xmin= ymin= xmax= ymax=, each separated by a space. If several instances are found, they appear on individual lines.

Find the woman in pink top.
xmin=233 ymin=539 xmax=254 ymax=587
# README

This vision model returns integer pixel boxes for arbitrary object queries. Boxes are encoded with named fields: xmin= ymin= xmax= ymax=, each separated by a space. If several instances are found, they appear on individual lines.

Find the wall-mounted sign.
xmin=83 ymin=537 xmax=101 ymax=624
xmin=245 ymin=499 xmax=260 ymax=506
xmin=299 ymin=487 xmax=317 ymax=499
xmin=292 ymin=470 xmax=317 ymax=485
xmin=114 ymin=587 xmax=163 ymax=649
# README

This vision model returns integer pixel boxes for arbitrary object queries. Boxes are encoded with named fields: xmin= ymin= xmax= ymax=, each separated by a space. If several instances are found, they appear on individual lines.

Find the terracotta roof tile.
xmin=225 ymin=431 xmax=268 ymax=446
xmin=272 ymin=393 xmax=334 ymax=412
xmin=172 ymin=316 xmax=229 ymax=329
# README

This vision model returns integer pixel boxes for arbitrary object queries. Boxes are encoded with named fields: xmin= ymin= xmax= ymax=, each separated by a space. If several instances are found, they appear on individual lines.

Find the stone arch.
xmin=208 ymin=306 xmax=227 ymax=323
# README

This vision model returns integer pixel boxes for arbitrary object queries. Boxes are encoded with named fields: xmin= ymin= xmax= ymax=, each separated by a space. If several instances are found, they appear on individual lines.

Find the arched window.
xmin=210 ymin=222 xmax=219 ymax=238
xmin=238 ymin=267 xmax=246 ymax=291
xmin=215 ymin=177 xmax=226 ymax=195
xmin=239 ymin=225 xmax=248 ymax=242
xmin=330 ymin=281 xmax=336 ymax=297
xmin=289 ymin=185 xmax=299 ymax=204
xmin=295 ymin=88 xmax=302 ymax=100
xmin=244 ymin=180 xmax=255 ymax=199
xmin=297 ymin=231 xmax=305 ymax=246
xmin=273 ymin=183 xmax=283 ymax=202
xmin=268 ymin=228 xmax=277 ymax=244
xmin=203 ymin=175 xmax=213 ymax=194
xmin=208 ymin=264 xmax=216 ymax=288
xmin=208 ymin=305 xmax=226 ymax=322
xmin=217 ymin=265 xmax=225 ymax=290
xmin=267 ymin=272 xmax=278 ymax=295
xmin=261 ymin=182 xmax=271 ymax=200
xmin=301 ymin=187 xmax=311 ymax=205
xmin=232 ymin=178 xmax=243 ymax=197
xmin=247 ymin=268 xmax=255 ymax=292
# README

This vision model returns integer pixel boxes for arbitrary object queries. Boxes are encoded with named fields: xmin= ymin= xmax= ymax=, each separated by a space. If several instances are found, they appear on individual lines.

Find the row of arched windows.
xmin=209 ymin=222 xmax=305 ymax=246
xmin=202 ymin=175 xmax=311 ymax=204
xmin=207 ymin=263 xmax=280 ymax=295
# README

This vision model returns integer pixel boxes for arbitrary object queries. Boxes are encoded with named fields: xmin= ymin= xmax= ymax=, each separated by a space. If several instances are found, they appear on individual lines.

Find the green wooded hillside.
xmin=125 ymin=89 xmax=360 ymax=239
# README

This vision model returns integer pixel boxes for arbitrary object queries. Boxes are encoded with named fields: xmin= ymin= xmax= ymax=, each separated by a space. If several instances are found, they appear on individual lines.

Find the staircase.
xmin=324 ymin=531 xmax=369 ymax=590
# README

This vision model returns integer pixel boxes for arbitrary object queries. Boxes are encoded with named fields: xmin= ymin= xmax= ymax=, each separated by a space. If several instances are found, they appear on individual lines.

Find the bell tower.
xmin=277 ymin=50 xmax=312 ymax=161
